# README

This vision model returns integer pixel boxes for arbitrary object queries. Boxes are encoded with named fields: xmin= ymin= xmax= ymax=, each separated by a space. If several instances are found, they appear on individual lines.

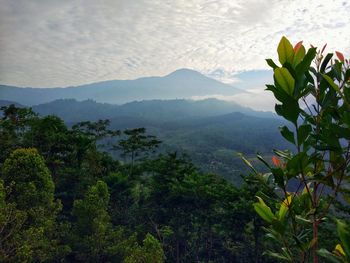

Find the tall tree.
xmin=114 ymin=128 xmax=161 ymax=176
xmin=1 ymin=148 xmax=62 ymax=262
xmin=0 ymin=105 xmax=37 ymax=163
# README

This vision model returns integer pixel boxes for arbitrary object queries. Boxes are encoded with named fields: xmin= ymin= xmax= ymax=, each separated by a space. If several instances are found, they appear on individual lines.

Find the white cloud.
xmin=191 ymin=88 xmax=276 ymax=111
xmin=0 ymin=0 xmax=349 ymax=87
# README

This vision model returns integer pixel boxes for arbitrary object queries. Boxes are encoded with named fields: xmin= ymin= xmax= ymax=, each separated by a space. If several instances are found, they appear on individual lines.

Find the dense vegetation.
xmin=0 ymin=104 xmax=281 ymax=262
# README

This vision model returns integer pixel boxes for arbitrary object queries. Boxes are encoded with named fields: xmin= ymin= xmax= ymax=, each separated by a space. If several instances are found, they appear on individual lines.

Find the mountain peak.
xmin=165 ymin=68 xmax=203 ymax=78
xmin=0 ymin=68 xmax=243 ymax=105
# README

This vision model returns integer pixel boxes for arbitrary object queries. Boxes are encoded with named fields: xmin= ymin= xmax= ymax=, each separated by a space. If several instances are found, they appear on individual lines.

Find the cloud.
xmin=192 ymin=70 xmax=277 ymax=111
xmin=191 ymin=88 xmax=276 ymax=112
xmin=0 ymin=0 xmax=349 ymax=87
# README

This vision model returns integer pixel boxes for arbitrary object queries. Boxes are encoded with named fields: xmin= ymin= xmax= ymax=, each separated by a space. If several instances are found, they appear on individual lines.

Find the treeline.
xmin=0 ymin=104 xmax=279 ymax=262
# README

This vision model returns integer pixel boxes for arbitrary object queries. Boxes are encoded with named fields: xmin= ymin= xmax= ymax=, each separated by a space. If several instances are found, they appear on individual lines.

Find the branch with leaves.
xmin=241 ymin=36 xmax=350 ymax=263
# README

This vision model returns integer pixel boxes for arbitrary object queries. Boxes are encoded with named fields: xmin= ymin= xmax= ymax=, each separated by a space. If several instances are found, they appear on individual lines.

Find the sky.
xmin=0 ymin=0 xmax=349 ymax=106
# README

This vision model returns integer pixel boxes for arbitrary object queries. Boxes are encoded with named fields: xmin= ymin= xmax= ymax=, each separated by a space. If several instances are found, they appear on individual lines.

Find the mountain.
xmin=25 ymin=98 xmax=274 ymax=123
xmin=0 ymin=100 xmax=24 ymax=108
xmin=0 ymin=68 xmax=244 ymax=106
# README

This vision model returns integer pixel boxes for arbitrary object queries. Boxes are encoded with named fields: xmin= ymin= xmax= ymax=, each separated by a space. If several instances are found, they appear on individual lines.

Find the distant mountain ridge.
xmin=0 ymin=98 xmax=274 ymax=123
xmin=0 ymin=68 xmax=244 ymax=106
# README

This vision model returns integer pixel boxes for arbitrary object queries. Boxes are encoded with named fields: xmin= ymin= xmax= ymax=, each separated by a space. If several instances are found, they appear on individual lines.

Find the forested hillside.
xmin=0 ymin=98 xmax=287 ymax=183
xmin=0 ymin=104 xmax=284 ymax=262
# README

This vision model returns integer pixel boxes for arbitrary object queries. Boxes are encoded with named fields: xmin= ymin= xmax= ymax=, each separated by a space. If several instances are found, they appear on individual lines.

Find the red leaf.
xmin=336 ymin=51 xmax=345 ymax=62
xmin=321 ymin=43 xmax=327 ymax=54
xmin=294 ymin=41 xmax=303 ymax=53
xmin=272 ymin=156 xmax=281 ymax=167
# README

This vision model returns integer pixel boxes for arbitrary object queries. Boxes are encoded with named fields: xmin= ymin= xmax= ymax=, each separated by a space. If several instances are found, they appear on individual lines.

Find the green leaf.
xmin=336 ymin=220 xmax=350 ymax=257
xmin=297 ymin=124 xmax=312 ymax=146
xmin=279 ymin=126 xmax=295 ymax=144
xmin=335 ymin=244 xmax=346 ymax=257
xmin=277 ymin=36 xmax=294 ymax=65
xmin=278 ymin=195 xmax=292 ymax=220
xmin=286 ymin=152 xmax=309 ymax=175
xmin=344 ymin=87 xmax=350 ymax=106
xmin=342 ymin=111 xmax=350 ymax=128
xmin=266 ymin=59 xmax=279 ymax=69
xmin=323 ymin=74 xmax=341 ymax=93
xmin=295 ymin=215 xmax=312 ymax=224
xmin=320 ymin=53 xmax=333 ymax=73
xmin=318 ymin=249 xmax=342 ymax=263
xmin=264 ymin=250 xmax=292 ymax=262
xmin=295 ymin=47 xmax=317 ymax=78
xmin=238 ymin=153 xmax=258 ymax=175
xmin=274 ymin=68 xmax=295 ymax=96
xmin=329 ymin=123 xmax=350 ymax=140
xmin=271 ymin=167 xmax=285 ymax=188
xmin=256 ymin=154 xmax=271 ymax=169
xmin=266 ymin=84 xmax=290 ymax=103
xmin=293 ymin=45 xmax=305 ymax=67
xmin=253 ymin=196 xmax=276 ymax=223
xmin=273 ymin=149 xmax=292 ymax=160
xmin=275 ymin=98 xmax=300 ymax=124
xmin=345 ymin=68 xmax=350 ymax=82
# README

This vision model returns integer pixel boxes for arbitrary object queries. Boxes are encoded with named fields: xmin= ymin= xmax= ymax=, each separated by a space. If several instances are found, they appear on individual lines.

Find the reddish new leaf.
xmin=294 ymin=41 xmax=303 ymax=53
xmin=272 ymin=156 xmax=281 ymax=167
xmin=336 ymin=51 xmax=345 ymax=62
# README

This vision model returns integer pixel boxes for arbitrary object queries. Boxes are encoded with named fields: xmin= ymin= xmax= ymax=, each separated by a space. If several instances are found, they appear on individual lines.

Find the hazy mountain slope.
xmin=114 ymin=98 xmax=275 ymax=120
xmin=0 ymin=69 xmax=243 ymax=105
xmin=31 ymin=99 xmax=118 ymax=122
xmin=156 ymin=112 xmax=289 ymax=182
xmin=0 ymin=100 xmax=24 ymax=107
xmin=25 ymin=98 xmax=274 ymax=123
xmin=25 ymin=99 xmax=284 ymax=182
xmin=161 ymin=112 xmax=287 ymax=153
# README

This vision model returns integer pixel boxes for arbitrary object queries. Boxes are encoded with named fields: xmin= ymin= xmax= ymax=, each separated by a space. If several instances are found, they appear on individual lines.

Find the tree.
xmin=71 ymin=180 xmax=113 ymax=262
xmin=124 ymin=233 xmax=165 ymax=263
xmin=72 ymin=119 xmax=120 ymax=142
xmin=0 ymin=179 xmax=27 ymax=262
xmin=244 ymin=37 xmax=350 ymax=262
xmin=144 ymin=153 xmax=261 ymax=262
xmin=71 ymin=179 xmax=164 ymax=262
xmin=71 ymin=180 xmax=133 ymax=262
xmin=114 ymin=128 xmax=161 ymax=175
xmin=0 ymin=105 xmax=37 ymax=163
xmin=1 ymin=148 xmax=62 ymax=262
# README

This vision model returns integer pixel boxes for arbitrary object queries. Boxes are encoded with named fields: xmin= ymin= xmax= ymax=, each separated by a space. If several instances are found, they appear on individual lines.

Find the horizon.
xmin=0 ymin=67 xmax=276 ymax=111
xmin=0 ymin=67 xmax=271 ymax=88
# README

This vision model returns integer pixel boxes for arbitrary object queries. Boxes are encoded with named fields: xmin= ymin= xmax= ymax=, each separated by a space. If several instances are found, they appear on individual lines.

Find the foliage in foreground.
xmin=243 ymin=37 xmax=350 ymax=262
